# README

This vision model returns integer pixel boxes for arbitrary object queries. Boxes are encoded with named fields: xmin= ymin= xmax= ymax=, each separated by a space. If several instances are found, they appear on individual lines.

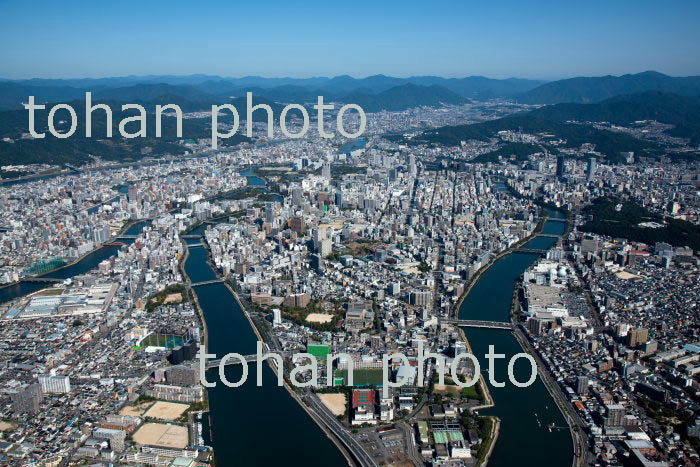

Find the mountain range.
xmin=2 ymin=71 xmax=700 ymax=167
xmin=517 ymin=71 xmax=700 ymax=104
xmin=3 ymin=71 xmax=700 ymax=112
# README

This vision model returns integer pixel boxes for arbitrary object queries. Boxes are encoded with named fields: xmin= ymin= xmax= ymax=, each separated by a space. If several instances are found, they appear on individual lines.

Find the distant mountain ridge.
xmin=0 ymin=74 xmax=546 ymax=111
xmin=518 ymin=71 xmax=700 ymax=104
xmin=341 ymin=84 xmax=468 ymax=112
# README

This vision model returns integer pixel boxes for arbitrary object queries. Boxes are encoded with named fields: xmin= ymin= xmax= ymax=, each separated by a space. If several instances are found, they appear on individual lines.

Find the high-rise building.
xmin=322 ymin=162 xmax=331 ymax=181
xmin=310 ymin=253 xmax=324 ymax=273
xmin=319 ymin=239 xmax=332 ymax=258
xmin=289 ymin=216 xmax=305 ymax=234
xmin=575 ymin=376 xmax=588 ymax=395
xmin=626 ymin=328 xmax=649 ymax=347
xmin=291 ymin=187 xmax=303 ymax=206
xmin=93 ymin=428 xmax=127 ymax=452
xmin=587 ymin=157 xmax=597 ymax=182
xmin=556 ymin=155 xmax=565 ymax=180
xmin=166 ymin=365 xmax=198 ymax=386
xmin=313 ymin=227 xmax=326 ymax=251
xmin=409 ymin=290 xmax=431 ymax=307
xmin=11 ymin=384 xmax=42 ymax=414
xmin=265 ymin=202 xmax=275 ymax=224
xmin=272 ymin=308 xmax=282 ymax=325
xmin=604 ymin=403 xmax=625 ymax=427
xmin=127 ymin=185 xmax=138 ymax=203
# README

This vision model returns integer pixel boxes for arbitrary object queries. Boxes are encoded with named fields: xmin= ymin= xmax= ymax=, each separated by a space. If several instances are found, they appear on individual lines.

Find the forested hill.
xmin=411 ymin=114 xmax=660 ymax=163
xmin=517 ymin=71 xmax=700 ymax=105
xmin=527 ymin=92 xmax=700 ymax=145
xmin=407 ymin=91 xmax=700 ymax=162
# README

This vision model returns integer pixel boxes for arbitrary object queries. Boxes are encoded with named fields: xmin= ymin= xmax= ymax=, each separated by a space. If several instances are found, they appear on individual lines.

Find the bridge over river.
xmin=22 ymin=277 xmax=64 ymax=284
xmin=441 ymin=319 xmax=514 ymax=330
xmin=206 ymin=354 xmax=258 ymax=369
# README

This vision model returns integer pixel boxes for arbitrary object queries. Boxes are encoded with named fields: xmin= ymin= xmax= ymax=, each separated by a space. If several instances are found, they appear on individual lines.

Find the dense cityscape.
xmin=0 ymin=74 xmax=699 ymax=467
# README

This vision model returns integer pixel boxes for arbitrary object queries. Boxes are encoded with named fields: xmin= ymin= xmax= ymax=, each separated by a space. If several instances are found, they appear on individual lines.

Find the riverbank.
xmin=447 ymin=214 xmax=549 ymax=467
xmin=0 ymin=218 xmax=147 ymax=297
xmin=511 ymin=327 xmax=586 ymax=467
xmin=452 ymin=214 xmax=549 ymax=318
xmin=456 ymin=206 xmax=574 ymax=467
xmin=177 ymin=241 xmax=209 ymax=353
xmin=181 ymin=225 xmax=359 ymax=467
xmin=455 ymin=325 xmax=497 ymax=467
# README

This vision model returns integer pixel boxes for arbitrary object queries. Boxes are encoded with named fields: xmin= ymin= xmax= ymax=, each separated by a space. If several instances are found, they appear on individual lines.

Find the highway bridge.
xmin=182 ymin=235 xmax=203 ymax=239
xmin=535 ymin=233 xmax=561 ymax=238
xmin=442 ymin=319 xmax=514 ymax=330
xmin=514 ymin=248 xmax=549 ymax=254
xmin=189 ymin=279 xmax=224 ymax=287
xmin=187 ymin=243 xmax=205 ymax=247
xmin=116 ymin=235 xmax=139 ymax=239
xmin=206 ymin=354 xmax=257 ymax=369
xmin=22 ymin=277 xmax=64 ymax=283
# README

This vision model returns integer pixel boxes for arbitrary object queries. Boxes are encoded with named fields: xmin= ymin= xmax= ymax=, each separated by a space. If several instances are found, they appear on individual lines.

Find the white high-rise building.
xmin=322 ymin=162 xmax=331 ymax=181
xmin=272 ymin=308 xmax=282 ymax=326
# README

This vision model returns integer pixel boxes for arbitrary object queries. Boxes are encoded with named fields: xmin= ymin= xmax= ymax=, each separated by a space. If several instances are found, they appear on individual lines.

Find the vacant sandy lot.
xmin=615 ymin=270 xmax=640 ymax=280
xmin=144 ymin=401 xmax=189 ymax=420
xmin=0 ymin=421 xmax=17 ymax=431
xmin=36 ymin=288 xmax=65 ymax=296
xmin=433 ymin=384 xmax=461 ymax=396
xmin=305 ymin=313 xmax=333 ymax=324
xmin=318 ymin=393 xmax=346 ymax=416
xmin=119 ymin=402 xmax=152 ymax=417
xmin=133 ymin=423 xmax=188 ymax=449
xmin=163 ymin=293 xmax=183 ymax=304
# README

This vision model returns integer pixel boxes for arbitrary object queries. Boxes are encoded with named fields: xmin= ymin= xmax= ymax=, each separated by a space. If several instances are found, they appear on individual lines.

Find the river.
xmin=0 ymin=167 xmax=574 ymax=466
xmin=0 ymin=220 xmax=148 ymax=304
xmin=458 ymin=209 xmax=573 ymax=467
xmin=183 ymin=233 xmax=347 ymax=466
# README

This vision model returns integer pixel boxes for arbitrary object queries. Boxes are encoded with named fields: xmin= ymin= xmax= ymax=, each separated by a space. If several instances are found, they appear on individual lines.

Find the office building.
xmin=556 ymin=155 xmax=565 ymax=180
xmin=587 ymin=157 xmax=597 ymax=182
xmin=11 ymin=384 xmax=43 ymax=414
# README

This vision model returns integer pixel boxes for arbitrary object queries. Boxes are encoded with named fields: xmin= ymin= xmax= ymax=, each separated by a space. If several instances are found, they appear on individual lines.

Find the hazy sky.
xmin=2 ymin=0 xmax=699 ymax=80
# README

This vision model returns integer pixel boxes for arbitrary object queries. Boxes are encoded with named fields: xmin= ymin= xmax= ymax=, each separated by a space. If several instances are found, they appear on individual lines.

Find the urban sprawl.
xmin=1 ymin=99 xmax=699 ymax=467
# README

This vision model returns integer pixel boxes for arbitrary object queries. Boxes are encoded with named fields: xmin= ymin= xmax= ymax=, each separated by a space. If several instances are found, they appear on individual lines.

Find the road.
xmin=305 ymin=392 xmax=378 ymax=467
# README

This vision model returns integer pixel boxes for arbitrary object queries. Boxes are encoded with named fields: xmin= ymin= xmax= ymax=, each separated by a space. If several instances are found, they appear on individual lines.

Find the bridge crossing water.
xmin=189 ymin=279 xmax=224 ymax=287
xmin=442 ymin=319 xmax=514 ymax=330
xmin=514 ymin=248 xmax=549 ymax=254
xmin=206 ymin=354 xmax=258 ymax=369
xmin=22 ymin=277 xmax=64 ymax=283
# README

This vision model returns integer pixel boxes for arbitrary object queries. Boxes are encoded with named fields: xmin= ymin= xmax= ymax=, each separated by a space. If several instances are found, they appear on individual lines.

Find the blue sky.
xmin=1 ymin=0 xmax=698 ymax=79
